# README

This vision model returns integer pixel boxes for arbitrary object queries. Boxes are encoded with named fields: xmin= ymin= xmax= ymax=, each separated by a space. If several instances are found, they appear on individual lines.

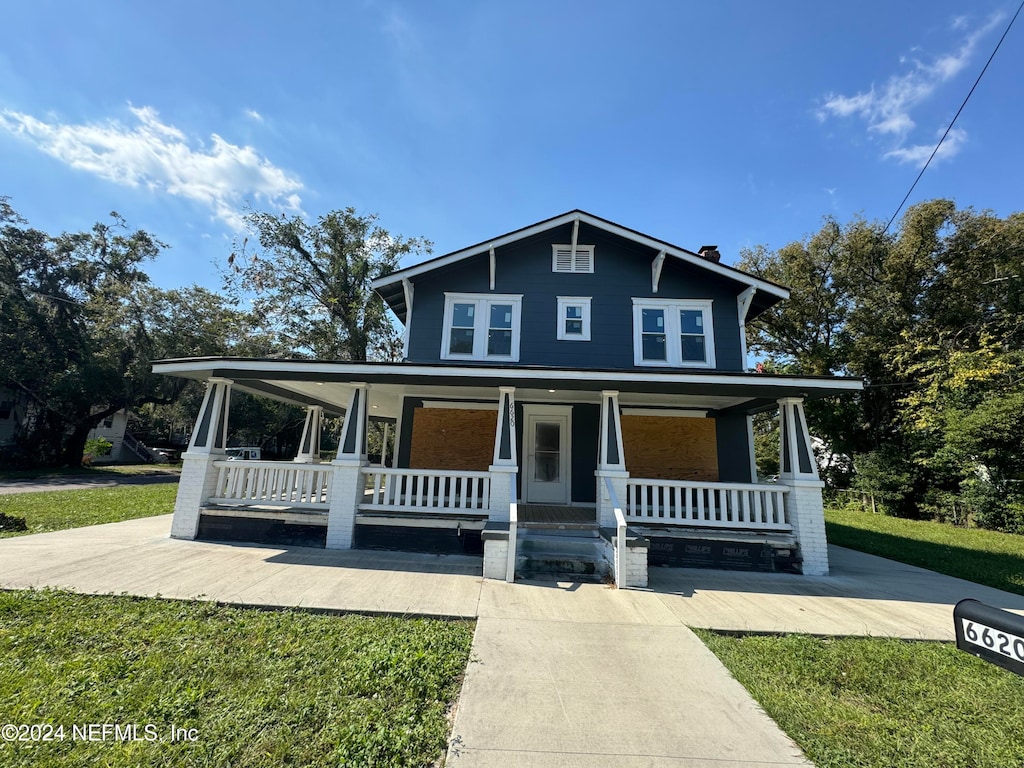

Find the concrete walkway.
xmin=5 ymin=515 xmax=1024 ymax=765
xmin=0 ymin=472 xmax=180 ymax=495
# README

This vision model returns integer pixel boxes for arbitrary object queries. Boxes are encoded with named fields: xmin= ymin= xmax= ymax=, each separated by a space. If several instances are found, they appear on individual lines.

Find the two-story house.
xmin=155 ymin=211 xmax=862 ymax=586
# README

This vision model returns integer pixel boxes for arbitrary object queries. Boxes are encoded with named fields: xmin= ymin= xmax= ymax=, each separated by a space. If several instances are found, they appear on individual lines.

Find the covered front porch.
xmin=155 ymin=358 xmax=861 ymax=586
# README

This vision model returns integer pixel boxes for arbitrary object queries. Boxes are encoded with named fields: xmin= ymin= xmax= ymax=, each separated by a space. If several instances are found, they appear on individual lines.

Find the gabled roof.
xmin=371 ymin=209 xmax=790 ymax=322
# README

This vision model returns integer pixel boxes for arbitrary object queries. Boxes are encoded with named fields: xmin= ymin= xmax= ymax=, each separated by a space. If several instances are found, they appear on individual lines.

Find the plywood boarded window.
xmin=408 ymin=408 xmax=497 ymax=471
xmin=621 ymin=415 xmax=718 ymax=481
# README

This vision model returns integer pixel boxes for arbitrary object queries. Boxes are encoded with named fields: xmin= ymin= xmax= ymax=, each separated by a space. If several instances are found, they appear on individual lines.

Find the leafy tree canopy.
xmin=739 ymin=200 xmax=1024 ymax=528
xmin=224 ymin=208 xmax=431 ymax=361
xmin=0 ymin=198 xmax=250 ymax=467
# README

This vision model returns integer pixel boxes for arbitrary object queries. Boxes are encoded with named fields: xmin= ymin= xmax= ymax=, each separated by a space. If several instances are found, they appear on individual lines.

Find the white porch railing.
xmin=506 ymin=481 xmax=518 ymax=583
xmin=360 ymin=468 xmax=491 ymax=513
xmin=626 ymin=479 xmax=790 ymax=531
xmin=606 ymin=476 xmax=628 ymax=588
xmin=210 ymin=460 xmax=331 ymax=509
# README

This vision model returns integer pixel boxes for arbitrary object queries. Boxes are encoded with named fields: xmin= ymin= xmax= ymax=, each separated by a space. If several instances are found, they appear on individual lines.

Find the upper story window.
xmin=551 ymin=244 xmax=595 ymax=273
xmin=556 ymin=296 xmax=591 ymax=341
xmin=631 ymin=298 xmax=716 ymax=368
xmin=442 ymin=293 xmax=523 ymax=362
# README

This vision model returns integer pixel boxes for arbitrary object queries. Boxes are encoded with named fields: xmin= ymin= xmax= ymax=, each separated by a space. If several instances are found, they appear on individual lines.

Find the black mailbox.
xmin=953 ymin=598 xmax=1024 ymax=677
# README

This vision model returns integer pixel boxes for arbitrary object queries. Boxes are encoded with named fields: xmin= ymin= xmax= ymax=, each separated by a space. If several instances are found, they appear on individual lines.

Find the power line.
xmin=883 ymin=1 xmax=1024 ymax=235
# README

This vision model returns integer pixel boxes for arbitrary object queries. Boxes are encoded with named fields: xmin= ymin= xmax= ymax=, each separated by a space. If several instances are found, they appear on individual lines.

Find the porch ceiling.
xmin=153 ymin=357 xmax=862 ymax=419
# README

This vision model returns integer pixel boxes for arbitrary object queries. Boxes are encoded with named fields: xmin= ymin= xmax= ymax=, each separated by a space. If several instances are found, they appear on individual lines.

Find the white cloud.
xmin=0 ymin=104 xmax=302 ymax=229
xmin=884 ymin=127 xmax=968 ymax=165
xmin=816 ymin=12 xmax=1003 ymax=163
xmin=244 ymin=108 xmax=264 ymax=122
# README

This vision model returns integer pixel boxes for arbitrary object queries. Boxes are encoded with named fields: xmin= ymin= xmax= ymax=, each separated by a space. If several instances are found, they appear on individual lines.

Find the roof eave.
xmin=371 ymin=210 xmax=790 ymax=301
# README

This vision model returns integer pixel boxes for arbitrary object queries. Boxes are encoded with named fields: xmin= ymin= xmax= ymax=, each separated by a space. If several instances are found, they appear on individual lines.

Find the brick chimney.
xmin=698 ymin=245 xmax=721 ymax=263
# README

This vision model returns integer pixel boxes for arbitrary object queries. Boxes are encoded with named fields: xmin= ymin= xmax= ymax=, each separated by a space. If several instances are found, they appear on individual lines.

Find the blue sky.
xmin=2 ymin=1 xmax=1021 ymax=291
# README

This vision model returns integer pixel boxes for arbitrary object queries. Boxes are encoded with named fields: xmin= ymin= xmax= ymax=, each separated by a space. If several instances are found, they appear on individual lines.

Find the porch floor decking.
xmin=516 ymin=504 xmax=597 ymax=525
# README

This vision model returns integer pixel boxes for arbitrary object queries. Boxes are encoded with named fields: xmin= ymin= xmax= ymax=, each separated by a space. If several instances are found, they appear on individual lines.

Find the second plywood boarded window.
xmin=408 ymin=408 xmax=497 ymax=472
xmin=621 ymin=415 xmax=718 ymax=481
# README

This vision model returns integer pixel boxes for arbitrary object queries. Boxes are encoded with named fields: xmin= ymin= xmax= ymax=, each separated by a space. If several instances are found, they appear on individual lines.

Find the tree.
xmin=738 ymin=200 xmax=1024 ymax=527
xmin=224 ymin=208 xmax=431 ymax=360
xmin=0 ymin=199 xmax=249 ymax=467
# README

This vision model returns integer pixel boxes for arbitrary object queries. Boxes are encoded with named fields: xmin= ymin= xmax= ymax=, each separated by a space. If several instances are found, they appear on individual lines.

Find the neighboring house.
xmin=155 ymin=210 xmax=862 ymax=585
xmin=85 ymin=410 xmax=163 ymax=464
xmin=0 ymin=393 xmax=27 ymax=447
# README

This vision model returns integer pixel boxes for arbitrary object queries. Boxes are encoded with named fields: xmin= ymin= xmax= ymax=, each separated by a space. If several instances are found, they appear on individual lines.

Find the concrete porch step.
xmin=515 ymin=532 xmax=607 ymax=581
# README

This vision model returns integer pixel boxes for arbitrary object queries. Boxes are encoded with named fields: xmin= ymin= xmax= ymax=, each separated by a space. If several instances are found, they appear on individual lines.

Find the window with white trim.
xmin=551 ymin=244 xmax=595 ymax=273
xmin=441 ymin=293 xmax=522 ymax=361
xmin=631 ymin=299 xmax=716 ymax=367
xmin=556 ymin=296 xmax=591 ymax=341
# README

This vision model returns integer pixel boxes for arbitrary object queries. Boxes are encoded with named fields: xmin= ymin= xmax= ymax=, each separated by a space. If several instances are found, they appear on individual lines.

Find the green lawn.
xmin=0 ymin=589 xmax=474 ymax=768
xmin=697 ymin=631 xmax=1024 ymax=768
xmin=0 ymin=484 xmax=177 ymax=538
xmin=825 ymin=507 xmax=1024 ymax=597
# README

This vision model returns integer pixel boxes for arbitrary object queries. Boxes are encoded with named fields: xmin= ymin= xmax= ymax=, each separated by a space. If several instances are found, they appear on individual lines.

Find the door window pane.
xmin=534 ymin=422 xmax=561 ymax=482
xmin=534 ymin=453 xmax=560 ymax=482
xmin=535 ymin=422 xmax=560 ymax=451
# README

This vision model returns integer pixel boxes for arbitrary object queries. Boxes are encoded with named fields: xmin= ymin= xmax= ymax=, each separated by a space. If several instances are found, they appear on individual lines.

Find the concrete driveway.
xmin=0 ymin=472 xmax=179 ymax=495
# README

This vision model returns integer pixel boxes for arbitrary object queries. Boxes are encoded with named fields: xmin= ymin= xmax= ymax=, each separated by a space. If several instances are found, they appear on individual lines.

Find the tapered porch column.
xmin=294 ymin=406 xmax=323 ymax=463
xmin=596 ymin=390 xmax=629 ymax=528
xmin=778 ymin=397 xmax=829 ymax=575
xmin=326 ymin=384 xmax=370 ymax=549
xmin=171 ymin=378 xmax=232 ymax=540
xmin=488 ymin=386 xmax=518 ymax=522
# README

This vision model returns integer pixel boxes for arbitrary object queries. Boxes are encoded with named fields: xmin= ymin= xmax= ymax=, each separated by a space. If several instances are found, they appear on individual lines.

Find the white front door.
xmin=524 ymin=407 xmax=572 ymax=504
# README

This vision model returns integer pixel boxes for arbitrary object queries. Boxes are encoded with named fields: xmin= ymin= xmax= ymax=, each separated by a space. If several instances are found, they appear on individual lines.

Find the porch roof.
xmin=153 ymin=357 xmax=862 ymax=418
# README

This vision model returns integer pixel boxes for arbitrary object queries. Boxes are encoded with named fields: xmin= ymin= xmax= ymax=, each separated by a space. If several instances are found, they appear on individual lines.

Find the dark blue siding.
xmin=405 ymin=221 xmax=746 ymax=371
xmin=715 ymin=414 xmax=752 ymax=483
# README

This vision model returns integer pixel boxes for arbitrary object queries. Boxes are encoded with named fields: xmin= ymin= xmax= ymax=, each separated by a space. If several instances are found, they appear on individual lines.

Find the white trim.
xmin=401 ymin=278 xmax=414 ymax=359
xmin=523 ymin=404 xmax=573 ymax=504
xmin=746 ymin=414 xmax=758 ymax=482
xmin=631 ymin=298 xmax=716 ymax=368
xmin=598 ymin=390 xmax=626 ymax=472
xmin=737 ymin=286 xmax=756 ymax=369
xmin=371 ymin=211 xmax=790 ymax=299
xmin=422 ymin=400 xmax=499 ymax=410
xmin=551 ymin=243 xmax=595 ymax=274
xmin=440 ymin=292 xmax=523 ymax=362
xmin=556 ymin=296 xmax=592 ymax=341
xmin=391 ymin=396 xmax=405 ymax=468
xmin=489 ymin=246 xmax=496 ymax=291
xmin=621 ymin=407 xmax=708 ymax=418
xmin=493 ymin=386 xmax=518 ymax=467
xmin=153 ymin=358 xmax=865 ymax=392
xmin=651 ymin=250 xmax=667 ymax=293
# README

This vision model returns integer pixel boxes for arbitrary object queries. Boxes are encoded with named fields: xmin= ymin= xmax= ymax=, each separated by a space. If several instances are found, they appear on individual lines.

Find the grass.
xmin=825 ymin=507 xmax=1024 ymax=596
xmin=0 ymin=589 xmax=474 ymax=768
xmin=696 ymin=630 xmax=1024 ymax=768
xmin=0 ymin=484 xmax=177 ymax=538
xmin=0 ymin=464 xmax=181 ymax=481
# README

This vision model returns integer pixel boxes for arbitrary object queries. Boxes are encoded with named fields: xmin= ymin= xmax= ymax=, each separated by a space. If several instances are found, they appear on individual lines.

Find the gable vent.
xmin=552 ymin=244 xmax=595 ymax=274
